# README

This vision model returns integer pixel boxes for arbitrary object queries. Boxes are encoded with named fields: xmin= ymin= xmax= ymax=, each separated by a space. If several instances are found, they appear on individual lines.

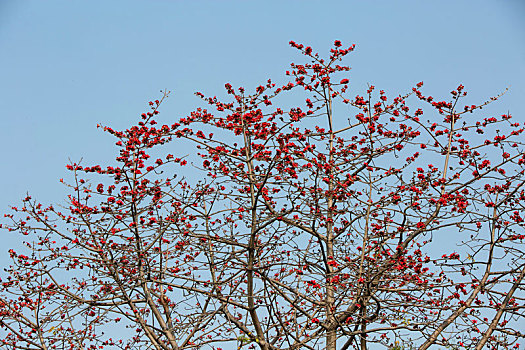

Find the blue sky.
xmin=0 ymin=0 xmax=524 ymax=262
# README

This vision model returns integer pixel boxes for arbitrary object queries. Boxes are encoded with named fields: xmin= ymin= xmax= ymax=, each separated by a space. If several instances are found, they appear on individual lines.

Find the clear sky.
xmin=0 ymin=0 xmax=524 ymax=261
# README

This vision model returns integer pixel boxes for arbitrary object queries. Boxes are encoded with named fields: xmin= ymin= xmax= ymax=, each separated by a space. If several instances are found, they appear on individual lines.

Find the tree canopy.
xmin=1 ymin=41 xmax=524 ymax=350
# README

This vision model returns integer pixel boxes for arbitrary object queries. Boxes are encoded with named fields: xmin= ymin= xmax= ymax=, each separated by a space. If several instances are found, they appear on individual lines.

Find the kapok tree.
xmin=1 ymin=41 xmax=524 ymax=350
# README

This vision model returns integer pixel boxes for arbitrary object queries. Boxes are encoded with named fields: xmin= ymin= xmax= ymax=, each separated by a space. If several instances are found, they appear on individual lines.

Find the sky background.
xmin=0 ymin=0 xmax=524 ymax=266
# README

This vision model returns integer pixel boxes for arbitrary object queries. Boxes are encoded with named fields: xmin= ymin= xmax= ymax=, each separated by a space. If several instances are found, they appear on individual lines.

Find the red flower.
xmin=327 ymin=260 xmax=339 ymax=267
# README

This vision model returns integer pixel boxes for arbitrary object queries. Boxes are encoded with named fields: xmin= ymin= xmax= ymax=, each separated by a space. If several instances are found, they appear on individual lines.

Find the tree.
xmin=1 ymin=41 xmax=524 ymax=350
